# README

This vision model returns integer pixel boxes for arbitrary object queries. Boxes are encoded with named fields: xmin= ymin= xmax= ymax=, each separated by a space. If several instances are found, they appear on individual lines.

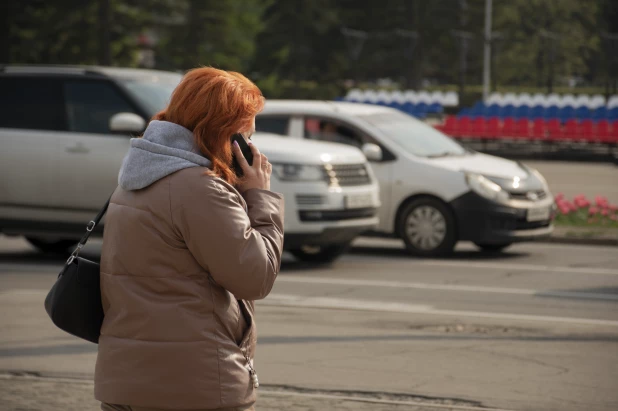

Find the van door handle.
xmin=66 ymin=142 xmax=90 ymax=154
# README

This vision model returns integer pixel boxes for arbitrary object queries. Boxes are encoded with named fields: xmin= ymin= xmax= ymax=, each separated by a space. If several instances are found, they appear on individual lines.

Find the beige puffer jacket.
xmin=94 ymin=164 xmax=284 ymax=409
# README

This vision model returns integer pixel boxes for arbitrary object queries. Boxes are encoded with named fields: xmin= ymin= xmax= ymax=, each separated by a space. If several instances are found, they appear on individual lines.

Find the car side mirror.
xmin=109 ymin=112 xmax=146 ymax=134
xmin=362 ymin=143 xmax=383 ymax=162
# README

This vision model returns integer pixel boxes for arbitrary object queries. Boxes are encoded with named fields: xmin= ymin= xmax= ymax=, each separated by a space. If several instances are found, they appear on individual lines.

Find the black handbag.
xmin=44 ymin=199 xmax=110 ymax=344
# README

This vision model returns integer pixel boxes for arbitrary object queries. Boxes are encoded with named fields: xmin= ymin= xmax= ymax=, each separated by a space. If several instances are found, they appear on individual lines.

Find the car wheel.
xmin=26 ymin=237 xmax=77 ymax=254
xmin=399 ymin=198 xmax=457 ymax=257
xmin=475 ymin=243 xmax=512 ymax=252
xmin=289 ymin=243 xmax=350 ymax=264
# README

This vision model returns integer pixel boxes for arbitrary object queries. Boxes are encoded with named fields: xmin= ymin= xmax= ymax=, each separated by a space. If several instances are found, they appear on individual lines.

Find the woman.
xmin=95 ymin=67 xmax=284 ymax=411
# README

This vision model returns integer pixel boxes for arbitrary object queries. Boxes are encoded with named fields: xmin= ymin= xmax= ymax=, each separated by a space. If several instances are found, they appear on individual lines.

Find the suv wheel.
xmin=399 ymin=198 xmax=457 ymax=257
xmin=289 ymin=243 xmax=350 ymax=264
xmin=26 ymin=237 xmax=77 ymax=254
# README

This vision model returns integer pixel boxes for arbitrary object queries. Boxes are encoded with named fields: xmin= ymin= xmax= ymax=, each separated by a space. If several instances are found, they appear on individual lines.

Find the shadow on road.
xmin=2 ymin=332 xmax=617 ymax=359
xmin=348 ymin=245 xmax=528 ymax=261
xmin=278 ymin=244 xmax=530 ymax=271
xmin=1 ymin=243 xmax=529 ymax=273
xmin=0 ymin=250 xmax=100 ymax=267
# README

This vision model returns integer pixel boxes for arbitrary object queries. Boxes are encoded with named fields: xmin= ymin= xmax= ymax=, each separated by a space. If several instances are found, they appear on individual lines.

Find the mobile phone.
xmin=231 ymin=133 xmax=253 ymax=177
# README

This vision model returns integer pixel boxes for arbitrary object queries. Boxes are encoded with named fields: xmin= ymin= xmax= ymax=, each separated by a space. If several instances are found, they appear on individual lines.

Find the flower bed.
xmin=554 ymin=194 xmax=618 ymax=228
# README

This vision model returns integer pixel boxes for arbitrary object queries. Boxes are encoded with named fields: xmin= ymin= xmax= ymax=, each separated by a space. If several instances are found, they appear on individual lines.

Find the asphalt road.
xmin=0 ymin=235 xmax=617 ymax=411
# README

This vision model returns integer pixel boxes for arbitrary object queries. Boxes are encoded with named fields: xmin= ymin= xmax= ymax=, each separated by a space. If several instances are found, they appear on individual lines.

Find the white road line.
xmin=261 ymin=294 xmax=618 ymax=327
xmin=416 ymin=260 xmax=618 ymax=276
xmin=276 ymin=276 xmax=618 ymax=301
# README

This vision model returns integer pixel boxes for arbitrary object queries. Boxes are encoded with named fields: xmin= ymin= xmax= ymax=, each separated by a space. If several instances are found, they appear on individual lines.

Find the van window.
xmin=304 ymin=117 xmax=364 ymax=148
xmin=255 ymin=116 xmax=289 ymax=135
xmin=64 ymin=80 xmax=137 ymax=134
xmin=0 ymin=77 xmax=66 ymax=131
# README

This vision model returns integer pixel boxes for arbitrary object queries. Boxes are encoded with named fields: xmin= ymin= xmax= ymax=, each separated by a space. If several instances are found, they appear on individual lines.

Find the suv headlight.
xmin=465 ymin=173 xmax=510 ymax=204
xmin=271 ymin=163 xmax=327 ymax=182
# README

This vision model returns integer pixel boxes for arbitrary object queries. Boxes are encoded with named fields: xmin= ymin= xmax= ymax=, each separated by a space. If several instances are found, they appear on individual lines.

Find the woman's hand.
xmin=233 ymin=140 xmax=271 ymax=193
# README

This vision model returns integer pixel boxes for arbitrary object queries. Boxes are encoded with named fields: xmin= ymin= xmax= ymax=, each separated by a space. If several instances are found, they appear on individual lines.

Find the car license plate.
xmin=345 ymin=194 xmax=373 ymax=209
xmin=527 ymin=206 xmax=551 ymax=222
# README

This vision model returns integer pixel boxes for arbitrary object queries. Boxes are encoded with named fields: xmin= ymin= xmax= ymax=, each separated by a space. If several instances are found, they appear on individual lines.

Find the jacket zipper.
xmin=238 ymin=300 xmax=259 ymax=389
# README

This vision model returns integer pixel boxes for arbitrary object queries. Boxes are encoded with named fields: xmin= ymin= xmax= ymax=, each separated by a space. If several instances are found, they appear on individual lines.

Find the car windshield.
xmin=356 ymin=110 xmax=466 ymax=158
xmin=119 ymin=74 xmax=182 ymax=116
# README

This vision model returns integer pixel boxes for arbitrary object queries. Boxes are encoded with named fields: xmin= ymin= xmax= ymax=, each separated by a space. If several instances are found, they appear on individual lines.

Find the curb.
xmin=537 ymin=235 xmax=618 ymax=247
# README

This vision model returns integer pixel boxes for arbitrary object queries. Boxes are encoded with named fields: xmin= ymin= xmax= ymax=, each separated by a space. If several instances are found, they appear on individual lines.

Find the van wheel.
xmin=26 ymin=237 xmax=77 ymax=254
xmin=475 ymin=242 xmax=512 ymax=252
xmin=399 ymin=198 xmax=457 ymax=257
xmin=289 ymin=243 xmax=350 ymax=264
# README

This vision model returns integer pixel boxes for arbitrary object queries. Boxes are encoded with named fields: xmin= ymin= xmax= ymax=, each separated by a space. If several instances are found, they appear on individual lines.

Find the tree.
xmin=492 ymin=0 xmax=599 ymax=91
xmin=156 ymin=0 xmax=267 ymax=72
xmin=5 ymin=0 xmax=179 ymax=67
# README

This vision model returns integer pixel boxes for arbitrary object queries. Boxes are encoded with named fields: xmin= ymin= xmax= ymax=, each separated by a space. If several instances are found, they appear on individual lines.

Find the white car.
xmin=0 ymin=66 xmax=379 ymax=263
xmin=256 ymin=100 xmax=555 ymax=256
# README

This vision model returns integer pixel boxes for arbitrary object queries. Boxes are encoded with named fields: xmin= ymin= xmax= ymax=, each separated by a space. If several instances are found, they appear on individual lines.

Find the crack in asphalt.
xmin=467 ymin=346 xmax=571 ymax=375
xmin=0 ymin=372 xmax=513 ymax=410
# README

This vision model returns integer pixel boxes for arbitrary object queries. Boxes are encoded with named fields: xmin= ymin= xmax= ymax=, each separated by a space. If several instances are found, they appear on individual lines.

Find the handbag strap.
xmin=67 ymin=198 xmax=111 ymax=265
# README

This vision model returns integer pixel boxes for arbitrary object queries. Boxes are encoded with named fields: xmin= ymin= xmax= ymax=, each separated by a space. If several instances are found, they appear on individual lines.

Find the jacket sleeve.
xmin=173 ymin=178 xmax=284 ymax=300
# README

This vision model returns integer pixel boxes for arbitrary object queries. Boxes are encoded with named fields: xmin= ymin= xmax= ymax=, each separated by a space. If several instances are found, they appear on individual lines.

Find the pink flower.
xmin=589 ymin=206 xmax=599 ymax=215
xmin=608 ymin=204 xmax=617 ymax=211
xmin=595 ymin=196 xmax=609 ymax=208
xmin=555 ymin=193 xmax=564 ymax=202
xmin=610 ymin=215 xmax=618 ymax=221
xmin=601 ymin=209 xmax=609 ymax=216
xmin=567 ymin=201 xmax=578 ymax=212
xmin=574 ymin=197 xmax=590 ymax=208
xmin=558 ymin=204 xmax=571 ymax=215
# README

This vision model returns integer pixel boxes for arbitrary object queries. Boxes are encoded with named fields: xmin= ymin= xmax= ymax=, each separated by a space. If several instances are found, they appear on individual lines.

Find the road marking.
xmin=276 ymin=276 xmax=618 ymax=302
xmin=261 ymin=294 xmax=618 ymax=327
xmin=416 ymin=260 xmax=618 ymax=276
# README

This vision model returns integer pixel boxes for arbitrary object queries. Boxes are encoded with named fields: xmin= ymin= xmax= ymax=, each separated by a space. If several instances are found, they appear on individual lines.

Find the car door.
xmin=59 ymin=78 xmax=142 ymax=213
xmin=299 ymin=116 xmax=395 ymax=231
xmin=0 ymin=75 xmax=69 ymax=222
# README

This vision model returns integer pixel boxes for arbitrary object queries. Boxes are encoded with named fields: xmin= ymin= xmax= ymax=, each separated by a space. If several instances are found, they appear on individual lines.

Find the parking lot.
xmin=1 ymin=235 xmax=617 ymax=411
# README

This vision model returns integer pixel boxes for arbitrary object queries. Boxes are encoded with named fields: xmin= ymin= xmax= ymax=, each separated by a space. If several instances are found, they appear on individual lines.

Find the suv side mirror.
xmin=362 ymin=143 xmax=383 ymax=162
xmin=109 ymin=112 xmax=146 ymax=134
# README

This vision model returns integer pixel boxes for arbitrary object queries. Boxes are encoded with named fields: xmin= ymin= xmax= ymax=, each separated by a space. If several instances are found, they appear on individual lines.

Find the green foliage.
xmin=3 ymin=0 xmax=616 ymax=97
xmin=156 ymin=0 xmax=267 ymax=71
xmin=493 ymin=0 xmax=600 ymax=88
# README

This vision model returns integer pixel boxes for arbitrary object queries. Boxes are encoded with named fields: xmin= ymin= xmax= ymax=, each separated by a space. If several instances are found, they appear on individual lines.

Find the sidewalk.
xmin=0 ymin=373 xmax=504 ymax=411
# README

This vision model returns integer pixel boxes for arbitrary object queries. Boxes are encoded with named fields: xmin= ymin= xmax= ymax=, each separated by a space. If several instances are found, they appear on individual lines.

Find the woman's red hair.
xmin=153 ymin=67 xmax=264 ymax=185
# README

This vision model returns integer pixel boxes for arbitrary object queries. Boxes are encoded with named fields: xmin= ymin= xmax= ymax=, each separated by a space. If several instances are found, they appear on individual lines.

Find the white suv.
xmin=257 ymin=100 xmax=555 ymax=257
xmin=0 ymin=66 xmax=379 ymax=263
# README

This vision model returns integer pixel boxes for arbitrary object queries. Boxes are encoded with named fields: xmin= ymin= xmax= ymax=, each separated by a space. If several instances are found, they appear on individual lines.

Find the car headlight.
xmin=530 ymin=168 xmax=549 ymax=189
xmin=465 ymin=173 xmax=510 ymax=204
xmin=271 ymin=163 xmax=327 ymax=182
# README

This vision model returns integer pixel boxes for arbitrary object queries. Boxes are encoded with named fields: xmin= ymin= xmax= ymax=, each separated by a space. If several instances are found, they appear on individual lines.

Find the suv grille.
xmin=299 ymin=208 xmax=377 ymax=222
xmin=296 ymin=195 xmax=326 ymax=206
xmin=325 ymin=164 xmax=371 ymax=186
xmin=509 ymin=190 xmax=548 ymax=201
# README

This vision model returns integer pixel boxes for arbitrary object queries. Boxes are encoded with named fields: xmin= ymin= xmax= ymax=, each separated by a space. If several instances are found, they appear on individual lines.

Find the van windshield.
xmin=356 ymin=111 xmax=466 ymax=158
xmin=119 ymin=74 xmax=182 ymax=116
